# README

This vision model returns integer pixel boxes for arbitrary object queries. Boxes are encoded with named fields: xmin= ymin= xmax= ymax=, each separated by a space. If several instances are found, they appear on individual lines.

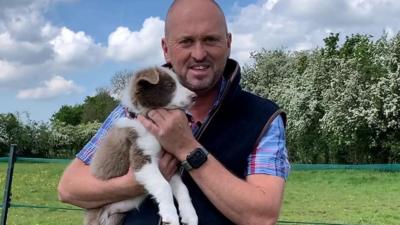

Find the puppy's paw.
xmin=180 ymin=214 xmax=198 ymax=225
xmin=161 ymin=215 xmax=180 ymax=225
xmin=182 ymin=217 xmax=199 ymax=225
xmin=179 ymin=204 xmax=198 ymax=225
xmin=161 ymin=221 xmax=179 ymax=225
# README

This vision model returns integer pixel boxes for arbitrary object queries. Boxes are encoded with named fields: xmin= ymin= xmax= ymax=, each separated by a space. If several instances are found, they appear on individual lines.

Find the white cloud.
xmin=17 ymin=75 xmax=83 ymax=99
xmin=229 ymin=0 xmax=400 ymax=64
xmin=0 ymin=0 xmax=105 ymax=91
xmin=263 ymin=0 xmax=280 ymax=10
xmin=230 ymin=33 xmax=257 ymax=64
xmin=0 ymin=60 xmax=21 ymax=82
xmin=0 ymin=32 xmax=54 ymax=65
xmin=2 ymin=9 xmax=45 ymax=42
xmin=107 ymin=17 xmax=165 ymax=65
xmin=50 ymin=27 xmax=105 ymax=67
xmin=0 ymin=0 xmax=164 ymax=97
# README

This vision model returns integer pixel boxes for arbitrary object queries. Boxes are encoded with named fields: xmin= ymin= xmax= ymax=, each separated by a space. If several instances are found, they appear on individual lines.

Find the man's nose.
xmin=191 ymin=42 xmax=207 ymax=61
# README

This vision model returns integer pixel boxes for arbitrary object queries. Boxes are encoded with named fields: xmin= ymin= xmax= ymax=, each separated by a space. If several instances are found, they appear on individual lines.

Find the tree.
xmin=110 ymin=69 xmax=133 ymax=100
xmin=242 ymin=32 xmax=400 ymax=163
xmin=0 ymin=113 xmax=21 ymax=155
xmin=0 ymin=113 xmax=52 ymax=157
xmin=81 ymin=88 xmax=119 ymax=123
xmin=51 ymin=104 xmax=84 ymax=125
xmin=49 ymin=120 xmax=101 ymax=158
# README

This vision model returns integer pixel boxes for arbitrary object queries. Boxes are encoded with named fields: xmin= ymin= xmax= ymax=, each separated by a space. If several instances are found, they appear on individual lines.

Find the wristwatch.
xmin=181 ymin=147 xmax=209 ymax=171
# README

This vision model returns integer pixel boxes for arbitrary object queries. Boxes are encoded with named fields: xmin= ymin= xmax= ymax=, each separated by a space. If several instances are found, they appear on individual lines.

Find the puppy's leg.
xmin=99 ymin=195 xmax=147 ymax=225
xmin=99 ymin=212 xmax=124 ymax=225
xmin=85 ymin=208 xmax=101 ymax=225
xmin=135 ymin=163 xmax=180 ymax=225
xmin=170 ymin=174 xmax=198 ymax=225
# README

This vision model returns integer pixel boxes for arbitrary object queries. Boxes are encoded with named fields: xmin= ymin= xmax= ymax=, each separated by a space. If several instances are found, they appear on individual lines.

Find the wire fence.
xmin=292 ymin=163 xmax=400 ymax=171
xmin=2 ymin=155 xmax=398 ymax=225
xmin=3 ymin=157 xmax=400 ymax=171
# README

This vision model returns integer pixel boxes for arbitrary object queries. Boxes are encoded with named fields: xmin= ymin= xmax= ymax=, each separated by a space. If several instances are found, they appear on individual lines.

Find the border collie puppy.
xmin=85 ymin=67 xmax=198 ymax=225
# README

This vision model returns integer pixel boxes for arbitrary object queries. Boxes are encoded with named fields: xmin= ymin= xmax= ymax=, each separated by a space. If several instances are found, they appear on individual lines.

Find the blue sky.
xmin=1 ymin=0 xmax=400 ymax=122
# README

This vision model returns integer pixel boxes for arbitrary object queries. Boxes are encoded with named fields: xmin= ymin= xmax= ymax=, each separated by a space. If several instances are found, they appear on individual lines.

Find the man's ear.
xmin=136 ymin=68 xmax=160 ymax=85
xmin=226 ymin=33 xmax=232 ymax=57
xmin=227 ymin=33 xmax=232 ymax=49
xmin=161 ymin=38 xmax=171 ymax=63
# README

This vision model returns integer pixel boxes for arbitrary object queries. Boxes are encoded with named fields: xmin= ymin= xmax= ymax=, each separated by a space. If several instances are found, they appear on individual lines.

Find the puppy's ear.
xmin=136 ymin=68 xmax=160 ymax=85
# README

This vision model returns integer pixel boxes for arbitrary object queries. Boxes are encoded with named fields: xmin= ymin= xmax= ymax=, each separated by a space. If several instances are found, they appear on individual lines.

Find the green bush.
xmin=242 ymin=32 xmax=400 ymax=163
xmin=0 ymin=113 xmax=101 ymax=158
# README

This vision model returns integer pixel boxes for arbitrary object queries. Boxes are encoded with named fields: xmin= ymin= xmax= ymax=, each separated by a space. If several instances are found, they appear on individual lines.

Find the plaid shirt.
xmin=77 ymin=105 xmax=126 ymax=163
xmin=247 ymin=115 xmax=290 ymax=180
xmin=77 ymin=81 xmax=290 ymax=180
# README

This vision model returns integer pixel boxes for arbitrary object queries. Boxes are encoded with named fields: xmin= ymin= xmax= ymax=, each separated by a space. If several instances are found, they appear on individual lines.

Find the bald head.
xmin=164 ymin=0 xmax=228 ymax=37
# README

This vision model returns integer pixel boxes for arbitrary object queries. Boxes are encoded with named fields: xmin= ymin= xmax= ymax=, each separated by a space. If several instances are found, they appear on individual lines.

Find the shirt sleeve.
xmin=76 ymin=105 xmax=126 ymax=165
xmin=247 ymin=114 xmax=291 ymax=180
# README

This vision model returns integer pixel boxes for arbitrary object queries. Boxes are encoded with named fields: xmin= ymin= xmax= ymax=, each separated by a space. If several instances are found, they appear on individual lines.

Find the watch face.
xmin=188 ymin=148 xmax=208 ymax=169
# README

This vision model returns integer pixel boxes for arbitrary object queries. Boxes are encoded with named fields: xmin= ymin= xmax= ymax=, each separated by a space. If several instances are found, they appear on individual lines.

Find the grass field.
xmin=1 ymin=162 xmax=400 ymax=225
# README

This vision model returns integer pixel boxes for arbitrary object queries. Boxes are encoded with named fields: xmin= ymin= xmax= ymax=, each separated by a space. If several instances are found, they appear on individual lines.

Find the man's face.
xmin=162 ymin=2 xmax=231 ymax=94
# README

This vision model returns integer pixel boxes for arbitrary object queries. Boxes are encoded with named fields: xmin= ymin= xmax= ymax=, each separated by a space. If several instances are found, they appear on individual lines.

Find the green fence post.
xmin=1 ymin=144 xmax=17 ymax=225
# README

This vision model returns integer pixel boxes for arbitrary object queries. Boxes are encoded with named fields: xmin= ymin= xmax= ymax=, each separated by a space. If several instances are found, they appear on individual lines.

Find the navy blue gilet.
xmin=123 ymin=59 xmax=286 ymax=225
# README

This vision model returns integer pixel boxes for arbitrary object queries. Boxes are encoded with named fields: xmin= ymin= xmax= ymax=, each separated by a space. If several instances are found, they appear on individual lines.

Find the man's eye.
xmin=204 ymin=37 xmax=219 ymax=45
xmin=179 ymin=39 xmax=193 ymax=46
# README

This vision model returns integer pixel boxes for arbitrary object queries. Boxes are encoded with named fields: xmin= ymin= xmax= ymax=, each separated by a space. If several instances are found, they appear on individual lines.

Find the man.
xmin=58 ymin=0 xmax=290 ymax=224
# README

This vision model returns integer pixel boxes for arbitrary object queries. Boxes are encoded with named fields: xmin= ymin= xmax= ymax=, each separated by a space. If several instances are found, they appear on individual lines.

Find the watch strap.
xmin=181 ymin=147 xmax=209 ymax=171
xmin=181 ymin=160 xmax=194 ymax=171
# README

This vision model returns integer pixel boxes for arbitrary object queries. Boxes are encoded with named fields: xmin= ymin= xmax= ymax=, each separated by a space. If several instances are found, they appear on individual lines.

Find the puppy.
xmin=85 ymin=67 xmax=198 ymax=225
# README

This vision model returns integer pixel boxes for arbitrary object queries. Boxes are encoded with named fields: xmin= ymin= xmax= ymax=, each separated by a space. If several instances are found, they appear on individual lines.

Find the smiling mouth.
xmin=190 ymin=64 xmax=210 ymax=71
xmin=191 ymin=65 xmax=209 ymax=70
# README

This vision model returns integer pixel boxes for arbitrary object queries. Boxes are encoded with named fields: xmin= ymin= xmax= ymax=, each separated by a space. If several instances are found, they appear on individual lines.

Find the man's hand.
xmin=159 ymin=150 xmax=179 ymax=180
xmin=137 ymin=109 xmax=200 ymax=160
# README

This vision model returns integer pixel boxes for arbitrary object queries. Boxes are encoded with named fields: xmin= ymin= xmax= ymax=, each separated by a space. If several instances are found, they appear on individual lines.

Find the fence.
xmin=1 ymin=146 xmax=399 ymax=225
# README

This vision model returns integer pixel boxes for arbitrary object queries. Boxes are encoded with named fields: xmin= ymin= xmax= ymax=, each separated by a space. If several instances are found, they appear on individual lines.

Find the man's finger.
xmin=155 ymin=108 xmax=170 ymax=117
xmin=159 ymin=152 xmax=178 ymax=181
xmin=168 ymin=158 xmax=179 ymax=172
xmin=148 ymin=109 xmax=167 ymax=124
xmin=137 ymin=115 xmax=159 ymax=134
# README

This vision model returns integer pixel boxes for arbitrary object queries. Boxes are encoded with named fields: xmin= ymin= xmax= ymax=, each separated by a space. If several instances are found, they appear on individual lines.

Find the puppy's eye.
xmin=164 ymin=82 xmax=174 ymax=89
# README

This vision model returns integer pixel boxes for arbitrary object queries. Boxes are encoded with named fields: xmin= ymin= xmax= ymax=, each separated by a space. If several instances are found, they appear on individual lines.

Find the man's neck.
xmin=189 ymin=86 xmax=219 ymax=123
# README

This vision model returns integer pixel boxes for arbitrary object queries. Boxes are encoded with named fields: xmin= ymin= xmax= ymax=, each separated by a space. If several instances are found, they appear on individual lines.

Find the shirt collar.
xmin=185 ymin=77 xmax=227 ymax=123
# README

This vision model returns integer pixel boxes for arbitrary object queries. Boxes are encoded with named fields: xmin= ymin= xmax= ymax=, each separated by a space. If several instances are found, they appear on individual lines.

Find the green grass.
xmin=280 ymin=170 xmax=400 ymax=225
xmin=1 ymin=162 xmax=400 ymax=225
xmin=1 ymin=162 xmax=82 ymax=225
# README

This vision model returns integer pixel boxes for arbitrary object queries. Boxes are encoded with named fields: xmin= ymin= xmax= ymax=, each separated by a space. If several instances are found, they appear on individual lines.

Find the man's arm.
xmin=58 ymin=152 xmax=179 ymax=209
xmin=58 ymin=155 xmax=179 ymax=210
xmin=138 ymin=109 xmax=287 ymax=225
xmin=57 ymin=158 xmax=144 ymax=209
xmin=188 ymin=156 xmax=285 ymax=225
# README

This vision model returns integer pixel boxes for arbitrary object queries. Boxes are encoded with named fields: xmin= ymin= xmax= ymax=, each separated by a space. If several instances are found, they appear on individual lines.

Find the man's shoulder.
xmin=236 ymin=90 xmax=286 ymax=126
xmin=238 ymin=90 xmax=280 ymax=110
